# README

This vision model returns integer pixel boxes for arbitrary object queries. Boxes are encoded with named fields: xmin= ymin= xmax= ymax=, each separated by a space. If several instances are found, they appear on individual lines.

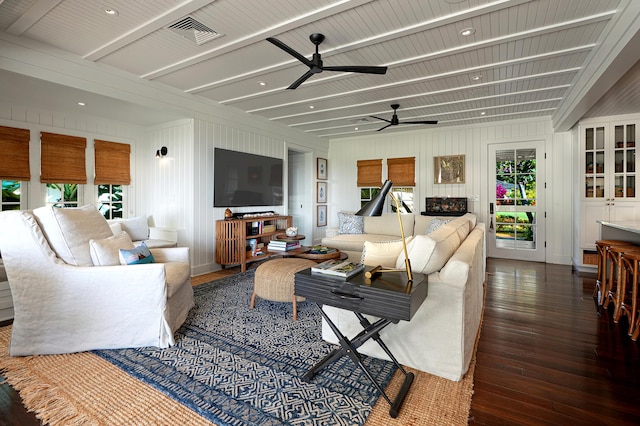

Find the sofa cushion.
xmin=89 ymin=231 xmax=135 ymax=266
xmin=338 ymin=211 xmax=364 ymax=234
xmin=33 ymin=205 xmax=113 ymax=266
xmin=396 ymin=223 xmax=461 ymax=274
xmin=109 ymin=221 xmax=123 ymax=235
xmin=118 ymin=215 xmax=149 ymax=241
xmin=0 ymin=259 xmax=6 ymax=282
xmin=119 ymin=241 xmax=155 ymax=265
xmin=425 ymin=217 xmax=450 ymax=234
xmin=361 ymin=237 xmax=413 ymax=268
xmin=364 ymin=213 xmax=415 ymax=237
xmin=165 ymin=262 xmax=191 ymax=298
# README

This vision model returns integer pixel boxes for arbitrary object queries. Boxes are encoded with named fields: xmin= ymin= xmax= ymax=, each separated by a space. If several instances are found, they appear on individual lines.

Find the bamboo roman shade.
xmin=40 ymin=132 xmax=87 ymax=184
xmin=0 ymin=125 xmax=30 ymax=181
xmin=94 ymin=140 xmax=131 ymax=185
xmin=387 ymin=157 xmax=416 ymax=186
xmin=357 ymin=159 xmax=382 ymax=187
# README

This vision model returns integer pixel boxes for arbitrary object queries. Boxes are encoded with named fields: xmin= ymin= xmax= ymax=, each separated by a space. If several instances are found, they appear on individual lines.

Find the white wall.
xmin=0 ymin=102 xmax=143 ymax=211
xmin=327 ymin=117 xmax=574 ymax=266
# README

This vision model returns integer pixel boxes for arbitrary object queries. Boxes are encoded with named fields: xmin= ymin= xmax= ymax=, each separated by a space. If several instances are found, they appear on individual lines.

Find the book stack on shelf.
xmin=246 ymin=239 xmax=267 ymax=257
xmin=267 ymin=239 xmax=301 ymax=251
xmin=311 ymin=260 xmax=365 ymax=279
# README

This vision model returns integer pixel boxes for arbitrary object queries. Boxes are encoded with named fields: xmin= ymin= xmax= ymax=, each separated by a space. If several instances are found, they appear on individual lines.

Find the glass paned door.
xmin=489 ymin=141 xmax=545 ymax=262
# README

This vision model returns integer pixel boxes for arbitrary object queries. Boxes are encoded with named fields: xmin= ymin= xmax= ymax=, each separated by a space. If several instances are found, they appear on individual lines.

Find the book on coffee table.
xmin=311 ymin=260 xmax=365 ymax=278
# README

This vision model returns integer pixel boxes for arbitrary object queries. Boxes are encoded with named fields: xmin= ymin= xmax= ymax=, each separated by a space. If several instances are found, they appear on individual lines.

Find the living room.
xmin=1 ymin=0 xmax=640 ymax=424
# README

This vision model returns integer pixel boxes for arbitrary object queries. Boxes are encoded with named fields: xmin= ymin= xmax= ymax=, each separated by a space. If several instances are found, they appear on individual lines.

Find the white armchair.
xmin=0 ymin=205 xmax=194 ymax=356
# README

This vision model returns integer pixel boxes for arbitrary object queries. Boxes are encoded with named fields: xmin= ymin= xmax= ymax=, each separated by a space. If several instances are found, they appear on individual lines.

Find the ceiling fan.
xmin=266 ymin=33 xmax=387 ymax=89
xmin=371 ymin=104 xmax=438 ymax=131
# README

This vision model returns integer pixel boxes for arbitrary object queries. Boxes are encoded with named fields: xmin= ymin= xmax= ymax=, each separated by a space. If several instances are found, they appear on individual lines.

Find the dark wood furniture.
xmin=215 ymin=215 xmax=291 ymax=272
xmin=295 ymin=267 xmax=427 ymax=418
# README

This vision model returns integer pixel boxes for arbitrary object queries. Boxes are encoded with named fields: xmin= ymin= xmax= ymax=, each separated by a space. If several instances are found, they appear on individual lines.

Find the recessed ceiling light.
xmin=480 ymin=111 xmax=486 ymax=116
xmin=354 ymin=127 xmax=359 ymax=130
xmin=104 ymin=8 xmax=118 ymax=16
xmin=309 ymin=105 xmax=314 ymax=109
xmin=471 ymin=75 xmax=482 ymax=81
xmin=460 ymin=27 xmax=475 ymax=36
xmin=77 ymin=102 xmax=86 ymax=106
xmin=258 ymin=81 xmax=266 ymax=86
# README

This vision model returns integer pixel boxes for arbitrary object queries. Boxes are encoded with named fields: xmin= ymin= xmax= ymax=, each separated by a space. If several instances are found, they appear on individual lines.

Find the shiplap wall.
xmin=327 ymin=116 xmax=574 ymax=265
xmin=143 ymin=118 xmax=327 ymax=276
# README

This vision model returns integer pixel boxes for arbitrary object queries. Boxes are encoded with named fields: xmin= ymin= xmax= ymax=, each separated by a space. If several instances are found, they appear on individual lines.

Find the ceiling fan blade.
xmin=402 ymin=120 xmax=438 ymax=125
xmin=266 ymin=37 xmax=312 ymax=67
xmin=370 ymin=115 xmax=391 ymax=123
xmin=323 ymin=65 xmax=387 ymax=74
xmin=287 ymin=70 xmax=315 ymax=89
xmin=377 ymin=123 xmax=392 ymax=131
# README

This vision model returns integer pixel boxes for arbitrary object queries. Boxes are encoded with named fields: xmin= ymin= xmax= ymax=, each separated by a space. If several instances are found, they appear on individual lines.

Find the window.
xmin=1 ymin=180 xmax=24 ymax=211
xmin=45 ymin=184 xmax=80 ymax=208
xmin=359 ymin=187 xmax=380 ymax=209
xmin=391 ymin=187 xmax=414 ymax=213
xmin=98 ymin=184 xmax=124 ymax=219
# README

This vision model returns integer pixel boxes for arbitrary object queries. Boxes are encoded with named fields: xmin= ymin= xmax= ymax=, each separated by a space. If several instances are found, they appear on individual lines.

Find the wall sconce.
xmin=156 ymin=146 xmax=168 ymax=158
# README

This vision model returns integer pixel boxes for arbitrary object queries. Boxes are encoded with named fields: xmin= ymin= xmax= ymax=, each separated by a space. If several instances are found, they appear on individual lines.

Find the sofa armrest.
xmin=149 ymin=227 xmax=178 ymax=243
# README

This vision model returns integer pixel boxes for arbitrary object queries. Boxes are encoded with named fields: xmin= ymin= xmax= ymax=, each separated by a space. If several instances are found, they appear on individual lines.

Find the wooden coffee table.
xmin=278 ymin=246 xmax=347 ymax=261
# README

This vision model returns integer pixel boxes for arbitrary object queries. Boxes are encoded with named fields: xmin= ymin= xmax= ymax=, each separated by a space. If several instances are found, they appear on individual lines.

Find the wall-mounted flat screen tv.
xmin=214 ymin=148 xmax=283 ymax=207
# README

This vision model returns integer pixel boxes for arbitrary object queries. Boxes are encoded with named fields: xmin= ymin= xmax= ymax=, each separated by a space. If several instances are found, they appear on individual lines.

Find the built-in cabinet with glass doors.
xmin=579 ymin=118 xmax=640 ymax=270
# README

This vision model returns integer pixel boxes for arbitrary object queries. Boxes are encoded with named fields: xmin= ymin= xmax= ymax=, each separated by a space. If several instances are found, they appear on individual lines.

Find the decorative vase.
xmin=224 ymin=208 xmax=233 ymax=218
xmin=285 ymin=227 xmax=298 ymax=237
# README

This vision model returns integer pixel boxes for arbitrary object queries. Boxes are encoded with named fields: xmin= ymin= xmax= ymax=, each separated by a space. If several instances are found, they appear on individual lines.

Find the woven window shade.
xmin=94 ymin=140 xmax=131 ymax=185
xmin=40 ymin=132 xmax=87 ymax=184
xmin=357 ymin=159 xmax=382 ymax=187
xmin=0 ymin=125 xmax=30 ymax=181
xmin=387 ymin=157 xmax=416 ymax=186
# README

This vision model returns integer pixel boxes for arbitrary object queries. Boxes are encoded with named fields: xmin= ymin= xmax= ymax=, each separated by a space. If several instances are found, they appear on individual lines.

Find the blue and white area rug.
xmin=94 ymin=270 xmax=396 ymax=425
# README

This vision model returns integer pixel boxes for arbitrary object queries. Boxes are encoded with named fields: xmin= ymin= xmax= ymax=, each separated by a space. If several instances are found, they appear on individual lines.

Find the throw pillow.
xmin=337 ymin=211 xmax=364 ymax=234
xmin=32 ymin=204 xmax=113 ymax=266
xmin=425 ymin=217 xmax=450 ymax=234
xmin=90 ymin=231 xmax=135 ymax=266
xmin=360 ymin=238 xmax=413 ymax=268
xmin=119 ymin=241 xmax=155 ymax=265
xmin=119 ymin=215 xmax=149 ymax=241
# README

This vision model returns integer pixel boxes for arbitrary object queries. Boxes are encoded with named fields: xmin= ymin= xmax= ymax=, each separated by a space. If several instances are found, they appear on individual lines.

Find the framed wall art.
xmin=317 ymin=205 xmax=327 ymax=227
xmin=434 ymin=155 xmax=465 ymax=184
xmin=317 ymin=181 xmax=327 ymax=203
xmin=317 ymin=158 xmax=328 ymax=180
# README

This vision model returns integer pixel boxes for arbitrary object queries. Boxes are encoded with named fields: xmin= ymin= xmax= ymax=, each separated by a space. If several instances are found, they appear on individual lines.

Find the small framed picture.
xmin=434 ymin=154 xmax=465 ymax=184
xmin=317 ymin=158 xmax=328 ymax=180
xmin=317 ymin=181 xmax=327 ymax=203
xmin=317 ymin=205 xmax=327 ymax=227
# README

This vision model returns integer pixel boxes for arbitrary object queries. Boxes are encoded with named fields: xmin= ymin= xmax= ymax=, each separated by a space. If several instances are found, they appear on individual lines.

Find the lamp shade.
xmin=356 ymin=180 xmax=393 ymax=217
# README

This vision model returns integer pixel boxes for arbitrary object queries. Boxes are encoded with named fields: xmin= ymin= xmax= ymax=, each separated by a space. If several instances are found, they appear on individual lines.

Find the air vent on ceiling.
xmin=167 ymin=17 xmax=223 ymax=45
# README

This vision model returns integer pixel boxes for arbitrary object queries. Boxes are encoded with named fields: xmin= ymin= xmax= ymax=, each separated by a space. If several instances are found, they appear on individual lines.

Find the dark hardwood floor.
xmin=1 ymin=258 xmax=639 ymax=425
xmin=469 ymin=258 xmax=640 ymax=425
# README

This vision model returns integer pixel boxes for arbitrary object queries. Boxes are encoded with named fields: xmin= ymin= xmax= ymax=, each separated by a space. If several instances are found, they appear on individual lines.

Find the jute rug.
xmin=0 ymin=273 xmax=480 ymax=425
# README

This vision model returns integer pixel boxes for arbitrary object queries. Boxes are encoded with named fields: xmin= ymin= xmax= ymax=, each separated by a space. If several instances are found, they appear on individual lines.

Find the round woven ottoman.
xmin=250 ymin=258 xmax=317 ymax=321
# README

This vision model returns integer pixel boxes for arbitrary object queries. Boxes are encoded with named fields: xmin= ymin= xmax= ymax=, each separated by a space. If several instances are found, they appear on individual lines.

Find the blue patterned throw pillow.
xmin=119 ymin=241 xmax=155 ymax=265
xmin=425 ymin=217 xmax=450 ymax=234
xmin=338 ymin=211 xmax=364 ymax=234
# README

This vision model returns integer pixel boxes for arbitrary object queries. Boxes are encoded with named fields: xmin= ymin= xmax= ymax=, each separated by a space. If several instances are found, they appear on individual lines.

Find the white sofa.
xmin=0 ymin=205 xmax=194 ymax=356
xmin=0 ymin=258 xmax=12 ymax=321
xmin=320 ymin=212 xmax=485 ymax=381
xmin=108 ymin=215 xmax=178 ymax=248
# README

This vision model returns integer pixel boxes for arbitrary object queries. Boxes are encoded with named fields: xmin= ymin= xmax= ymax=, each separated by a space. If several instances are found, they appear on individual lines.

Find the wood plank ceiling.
xmin=1 ymin=0 xmax=639 ymax=137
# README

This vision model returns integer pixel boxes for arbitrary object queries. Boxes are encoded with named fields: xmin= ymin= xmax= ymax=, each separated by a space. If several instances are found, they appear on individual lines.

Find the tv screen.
xmin=214 ymin=148 xmax=283 ymax=207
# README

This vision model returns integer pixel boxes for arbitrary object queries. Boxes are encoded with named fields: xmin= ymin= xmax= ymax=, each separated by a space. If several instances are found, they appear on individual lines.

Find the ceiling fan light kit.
xmin=267 ymin=33 xmax=387 ymax=89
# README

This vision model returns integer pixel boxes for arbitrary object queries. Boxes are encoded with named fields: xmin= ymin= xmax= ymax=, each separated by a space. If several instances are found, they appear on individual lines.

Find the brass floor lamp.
xmin=356 ymin=180 xmax=413 ymax=283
